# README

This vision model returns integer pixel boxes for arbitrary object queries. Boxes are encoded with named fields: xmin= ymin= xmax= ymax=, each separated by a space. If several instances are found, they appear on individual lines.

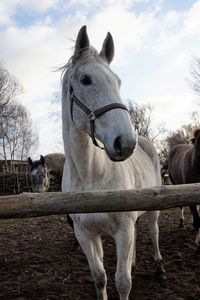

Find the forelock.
xmin=61 ymin=46 xmax=104 ymax=83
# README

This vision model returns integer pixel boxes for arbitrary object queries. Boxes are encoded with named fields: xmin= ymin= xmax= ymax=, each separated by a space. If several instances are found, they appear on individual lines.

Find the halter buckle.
xmin=88 ymin=112 xmax=96 ymax=121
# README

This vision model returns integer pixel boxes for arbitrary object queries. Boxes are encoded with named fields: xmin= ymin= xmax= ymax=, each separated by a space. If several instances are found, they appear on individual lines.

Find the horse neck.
xmin=192 ymin=134 xmax=200 ymax=166
xmin=43 ymin=171 xmax=51 ymax=192
xmin=43 ymin=178 xmax=51 ymax=192
xmin=62 ymin=92 xmax=106 ymax=183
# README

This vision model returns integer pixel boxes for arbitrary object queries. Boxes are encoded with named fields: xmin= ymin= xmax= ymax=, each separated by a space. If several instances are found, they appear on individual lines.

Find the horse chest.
xmin=71 ymin=212 xmax=138 ymax=236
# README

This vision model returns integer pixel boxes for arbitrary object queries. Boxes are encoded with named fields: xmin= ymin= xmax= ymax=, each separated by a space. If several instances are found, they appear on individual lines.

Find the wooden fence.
xmin=0 ymin=160 xmax=31 ymax=195
xmin=0 ymin=170 xmax=31 ymax=195
xmin=0 ymin=183 xmax=200 ymax=219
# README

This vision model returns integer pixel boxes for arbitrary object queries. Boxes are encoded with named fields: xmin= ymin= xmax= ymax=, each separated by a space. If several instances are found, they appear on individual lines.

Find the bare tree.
xmin=157 ymin=109 xmax=200 ymax=165
xmin=0 ymin=100 xmax=17 ymax=161
xmin=189 ymin=56 xmax=200 ymax=98
xmin=0 ymin=62 xmax=22 ymax=159
xmin=168 ymin=125 xmax=192 ymax=148
xmin=0 ymin=64 xmax=38 ymax=165
xmin=48 ymin=92 xmax=64 ymax=152
xmin=12 ymin=105 xmax=38 ymax=160
xmin=0 ymin=101 xmax=38 ymax=162
xmin=0 ymin=63 xmax=22 ymax=112
xmin=157 ymin=123 xmax=200 ymax=165
xmin=18 ymin=118 xmax=38 ymax=161
xmin=159 ymin=126 xmax=191 ymax=165
xmin=157 ymin=138 xmax=169 ymax=166
xmin=128 ymin=100 xmax=166 ymax=142
xmin=191 ymin=110 xmax=200 ymax=127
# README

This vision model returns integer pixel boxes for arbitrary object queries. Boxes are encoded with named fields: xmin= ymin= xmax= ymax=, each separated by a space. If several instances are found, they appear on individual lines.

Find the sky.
xmin=0 ymin=0 xmax=200 ymax=157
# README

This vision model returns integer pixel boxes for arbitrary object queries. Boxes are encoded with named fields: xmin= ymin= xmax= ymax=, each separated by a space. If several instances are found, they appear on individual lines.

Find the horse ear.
xmin=99 ymin=32 xmax=114 ymax=64
xmin=28 ymin=157 xmax=32 ymax=166
xmin=74 ymin=25 xmax=90 ymax=55
xmin=40 ymin=155 xmax=45 ymax=166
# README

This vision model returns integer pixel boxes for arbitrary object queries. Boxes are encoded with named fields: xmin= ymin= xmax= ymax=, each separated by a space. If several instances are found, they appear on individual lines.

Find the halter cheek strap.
xmin=43 ymin=170 xmax=51 ymax=192
xmin=69 ymin=85 xmax=129 ymax=149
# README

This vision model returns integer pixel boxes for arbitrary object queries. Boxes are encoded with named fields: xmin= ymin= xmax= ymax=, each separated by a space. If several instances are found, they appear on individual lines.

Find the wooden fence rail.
xmin=0 ymin=183 xmax=200 ymax=219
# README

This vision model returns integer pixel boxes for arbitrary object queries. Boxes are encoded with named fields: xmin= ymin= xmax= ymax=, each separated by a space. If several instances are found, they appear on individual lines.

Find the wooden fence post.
xmin=0 ymin=183 xmax=200 ymax=219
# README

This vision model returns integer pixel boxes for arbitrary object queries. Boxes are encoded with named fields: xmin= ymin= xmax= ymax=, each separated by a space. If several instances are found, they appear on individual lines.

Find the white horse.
xmin=61 ymin=25 xmax=166 ymax=300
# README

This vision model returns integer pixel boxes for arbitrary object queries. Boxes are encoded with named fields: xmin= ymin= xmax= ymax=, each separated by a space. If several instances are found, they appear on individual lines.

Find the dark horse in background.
xmin=28 ymin=153 xmax=76 ymax=237
xmin=168 ymin=128 xmax=200 ymax=251
xmin=28 ymin=153 xmax=65 ymax=192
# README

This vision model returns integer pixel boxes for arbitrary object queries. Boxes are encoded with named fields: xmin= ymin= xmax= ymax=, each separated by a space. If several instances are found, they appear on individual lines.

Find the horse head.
xmin=62 ymin=25 xmax=137 ymax=161
xmin=28 ymin=155 xmax=50 ymax=192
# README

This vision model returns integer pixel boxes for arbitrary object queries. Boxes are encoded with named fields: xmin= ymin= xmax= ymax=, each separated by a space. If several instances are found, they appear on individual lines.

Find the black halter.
xmin=69 ymin=85 xmax=129 ymax=149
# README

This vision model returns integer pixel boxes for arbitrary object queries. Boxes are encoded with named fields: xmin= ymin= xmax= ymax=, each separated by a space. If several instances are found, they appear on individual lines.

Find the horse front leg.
xmin=132 ymin=221 xmax=138 ymax=271
xmin=114 ymin=223 xmax=135 ymax=300
xmin=147 ymin=211 xmax=167 ymax=280
xmin=74 ymin=226 xmax=107 ymax=300
xmin=195 ymin=229 xmax=200 ymax=254
xmin=179 ymin=207 xmax=185 ymax=228
xmin=190 ymin=205 xmax=200 ymax=229
xmin=189 ymin=205 xmax=200 ymax=253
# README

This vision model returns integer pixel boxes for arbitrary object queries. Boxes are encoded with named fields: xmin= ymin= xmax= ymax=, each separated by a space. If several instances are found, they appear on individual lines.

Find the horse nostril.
xmin=113 ymin=136 xmax=122 ymax=154
xmin=112 ymin=135 xmax=136 ymax=160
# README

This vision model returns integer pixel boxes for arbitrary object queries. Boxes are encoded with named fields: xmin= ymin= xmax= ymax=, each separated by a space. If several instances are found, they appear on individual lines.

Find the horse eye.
xmin=80 ymin=75 xmax=92 ymax=85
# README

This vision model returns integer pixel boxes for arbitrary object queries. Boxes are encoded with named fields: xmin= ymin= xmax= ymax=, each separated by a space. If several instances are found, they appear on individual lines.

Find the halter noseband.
xmin=69 ymin=85 xmax=129 ymax=149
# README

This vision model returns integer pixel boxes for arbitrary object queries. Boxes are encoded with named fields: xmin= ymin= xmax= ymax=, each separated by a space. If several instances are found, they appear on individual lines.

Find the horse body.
xmin=168 ymin=144 xmax=195 ymax=184
xmin=62 ymin=135 xmax=159 ymax=192
xmin=168 ymin=129 xmax=200 ymax=247
xmin=43 ymin=153 xmax=66 ymax=185
xmin=28 ymin=153 xmax=78 ymax=244
xmin=62 ymin=26 xmax=165 ymax=300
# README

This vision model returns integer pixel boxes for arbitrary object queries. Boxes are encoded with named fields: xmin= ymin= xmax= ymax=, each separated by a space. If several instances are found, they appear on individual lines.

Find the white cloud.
xmin=0 ymin=0 xmax=17 ymax=25
xmin=22 ymin=0 xmax=61 ymax=12
xmin=37 ymin=116 xmax=63 ymax=156
xmin=183 ymin=1 xmax=200 ymax=37
xmin=149 ymin=92 xmax=199 ymax=131
xmin=0 ymin=0 xmax=61 ymax=26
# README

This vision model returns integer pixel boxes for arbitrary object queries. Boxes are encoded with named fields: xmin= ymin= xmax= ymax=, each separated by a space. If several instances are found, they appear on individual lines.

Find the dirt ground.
xmin=0 ymin=208 xmax=200 ymax=300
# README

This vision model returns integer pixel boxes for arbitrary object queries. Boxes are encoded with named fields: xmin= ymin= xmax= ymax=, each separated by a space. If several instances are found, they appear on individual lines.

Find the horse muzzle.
xmin=105 ymin=134 xmax=137 ymax=161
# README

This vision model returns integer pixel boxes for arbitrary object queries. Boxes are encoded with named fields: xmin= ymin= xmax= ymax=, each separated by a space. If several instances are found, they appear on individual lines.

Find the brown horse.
xmin=28 ymin=153 xmax=77 ymax=242
xmin=168 ymin=128 xmax=200 ymax=250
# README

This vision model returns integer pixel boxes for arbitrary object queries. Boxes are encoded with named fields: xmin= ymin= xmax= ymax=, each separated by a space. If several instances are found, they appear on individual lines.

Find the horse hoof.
xmin=155 ymin=270 xmax=167 ymax=281
xmin=196 ymin=245 xmax=200 ymax=255
xmin=160 ymin=271 xmax=167 ymax=281
xmin=155 ymin=263 xmax=167 ymax=281
xmin=179 ymin=220 xmax=184 ymax=228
